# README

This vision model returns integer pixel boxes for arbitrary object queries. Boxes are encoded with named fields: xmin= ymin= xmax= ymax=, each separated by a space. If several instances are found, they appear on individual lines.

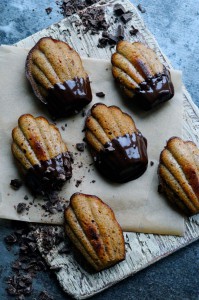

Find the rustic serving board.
xmin=15 ymin=0 xmax=199 ymax=298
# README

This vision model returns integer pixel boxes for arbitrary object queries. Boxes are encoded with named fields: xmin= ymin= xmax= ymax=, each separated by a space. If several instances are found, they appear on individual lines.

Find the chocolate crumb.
xmin=76 ymin=143 xmax=85 ymax=152
xmin=45 ymin=7 xmax=52 ymax=15
xmin=150 ymin=161 xmax=154 ymax=166
xmin=96 ymin=92 xmax=105 ymax=98
xmin=121 ymin=12 xmax=133 ymax=24
xmin=61 ymin=126 xmax=65 ymax=131
xmin=129 ymin=25 xmax=138 ymax=35
xmin=75 ymin=180 xmax=82 ymax=188
xmin=4 ymin=234 xmax=17 ymax=244
xmin=17 ymin=203 xmax=27 ymax=214
xmin=24 ymin=195 xmax=29 ymax=200
xmin=113 ymin=3 xmax=126 ymax=16
xmin=91 ymin=180 xmax=96 ymax=183
xmin=10 ymin=179 xmax=22 ymax=190
xmin=137 ymin=4 xmax=146 ymax=13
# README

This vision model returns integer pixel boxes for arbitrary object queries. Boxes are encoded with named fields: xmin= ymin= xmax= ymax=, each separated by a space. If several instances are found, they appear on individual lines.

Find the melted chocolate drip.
xmin=134 ymin=68 xmax=174 ymax=110
xmin=25 ymin=152 xmax=72 ymax=195
xmin=46 ymin=77 xmax=92 ymax=117
xmin=90 ymin=132 xmax=148 ymax=183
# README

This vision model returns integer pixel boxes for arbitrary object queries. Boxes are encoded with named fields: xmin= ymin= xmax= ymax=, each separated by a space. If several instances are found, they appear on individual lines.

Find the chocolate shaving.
xmin=96 ymin=92 xmax=105 ymax=98
xmin=137 ymin=4 xmax=146 ymax=13
xmin=76 ymin=143 xmax=85 ymax=152
xmin=45 ymin=7 xmax=52 ymax=15
xmin=129 ymin=25 xmax=138 ymax=35
xmin=4 ymin=223 xmax=53 ymax=299
xmin=113 ymin=3 xmax=126 ymax=16
xmin=121 ymin=12 xmax=133 ymax=24
xmin=75 ymin=180 xmax=82 ymax=187
xmin=17 ymin=203 xmax=27 ymax=214
xmin=10 ymin=179 xmax=22 ymax=190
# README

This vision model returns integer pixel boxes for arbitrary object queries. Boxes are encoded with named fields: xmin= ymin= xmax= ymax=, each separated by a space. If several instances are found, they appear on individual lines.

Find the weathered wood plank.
xmin=15 ymin=0 xmax=199 ymax=298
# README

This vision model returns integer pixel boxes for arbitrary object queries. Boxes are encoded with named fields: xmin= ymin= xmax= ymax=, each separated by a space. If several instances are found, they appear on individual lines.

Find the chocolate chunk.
xmin=137 ymin=4 xmax=146 ymax=13
xmin=45 ymin=7 xmax=52 ymax=15
xmin=10 ymin=179 xmax=22 ymax=190
xmin=17 ymin=203 xmax=27 ymax=214
xmin=4 ymin=234 xmax=17 ymax=244
xmin=117 ymin=24 xmax=124 ymax=40
xmin=113 ymin=3 xmax=126 ymax=16
xmin=76 ymin=143 xmax=85 ymax=152
xmin=98 ymin=37 xmax=109 ymax=48
xmin=129 ymin=25 xmax=138 ymax=35
xmin=121 ymin=12 xmax=133 ymax=24
xmin=96 ymin=92 xmax=105 ymax=98
xmin=75 ymin=180 xmax=82 ymax=188
xmin=39 ymin=291 xmax=54 ymax=300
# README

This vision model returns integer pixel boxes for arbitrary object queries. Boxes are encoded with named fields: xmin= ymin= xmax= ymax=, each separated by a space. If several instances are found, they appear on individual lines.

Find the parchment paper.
xmin=0 ymin=45 xmax=184 ymax=235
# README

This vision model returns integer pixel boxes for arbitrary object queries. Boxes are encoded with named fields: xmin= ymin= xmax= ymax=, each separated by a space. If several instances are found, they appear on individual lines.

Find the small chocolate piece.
xmin=45 ymin=7 xmax=52 ymax=15
xmin=121 ymin=12 xmax=133 ymax=24
xmin=4 ymin=234 xmax=17 ymax=244
xmin=117 ymin=24 xmax=124 ymax=40
xmin=75 ymin=180 xmax=82 ymax=188
xmin=17 ymin=203 xmax=27 ymax=214
xmin=137 ymin=4 xmax=146 ymax=13
xmin=113 ymin=3 xmax=126 ymax=16
xmin=129 ymin=25 xmax=138 ymax=35
xmin=76 ymin=143 xmax=85 ymax=152
xmin=10 ymin=179 xmax=22 ymax=190
xmin=96 ymin=92 xmax=105 ymax=98
xmin=85 ymin=103 xmax=148 ymax=182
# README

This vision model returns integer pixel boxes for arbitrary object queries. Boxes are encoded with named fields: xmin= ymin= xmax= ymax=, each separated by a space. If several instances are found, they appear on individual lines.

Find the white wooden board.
xmin=14 ymin=0 xmax=199 ymax=298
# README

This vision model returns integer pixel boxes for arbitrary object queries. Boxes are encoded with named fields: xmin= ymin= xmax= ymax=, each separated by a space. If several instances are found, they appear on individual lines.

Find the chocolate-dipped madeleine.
xmin=26 ymin=37 xmax=92 ymax=117
xmin=158 ymin=137 xmax=199 ymax=216
xmin=111 ymin=41 xmax=174 ymax=110
xmin=85 ymin=103 xmax=148 ymax=182
xmin=64 ymin=193 xmax=125 ymax=271
xmin=12 ymin=114 xmax=72 ymax=195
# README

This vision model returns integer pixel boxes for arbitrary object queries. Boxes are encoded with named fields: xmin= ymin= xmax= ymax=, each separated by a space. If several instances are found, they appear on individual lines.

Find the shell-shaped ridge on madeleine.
xmin=12 ymin=114 xmax=72 ymax=195
xmin=111 ymin=40 xmax=174 ymax=110
xmin=158 ymin=137 xmax=199 ymax=216
xmin=64 ymin=193 xmax=125 ymax=271
xmin=26 ymin=37 xmax=92 ymax=117
xmin=85 ymin=103 xmax=148 ymax=182
xmin=85 ymin=103 xmax=138 ymax=151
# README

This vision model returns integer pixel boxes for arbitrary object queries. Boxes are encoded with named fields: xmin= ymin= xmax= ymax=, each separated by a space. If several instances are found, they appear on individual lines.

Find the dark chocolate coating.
xmin=89 ymin=132 xmax=148 ymax=183
xmin=25 ymin=152 xmax=72 ymax=195
xmin=46 ymin=77 xmax=92 ymax=117
xmin=134 ymin=68 xmax=174 ymax=110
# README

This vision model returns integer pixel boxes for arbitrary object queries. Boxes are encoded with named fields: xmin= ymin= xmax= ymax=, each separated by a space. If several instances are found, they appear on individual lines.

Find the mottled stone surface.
xmin=0 ymin=0 xmax=199 ymax=299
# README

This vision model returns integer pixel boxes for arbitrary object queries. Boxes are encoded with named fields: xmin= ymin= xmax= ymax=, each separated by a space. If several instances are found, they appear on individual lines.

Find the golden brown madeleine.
xmin=12 ymin=114 xmax=73 ymax=195
xmin=64 ymin=193 xmax=125 ymax=271
xmin=158 ymin=137 xmax=199 ymax=216
xmin=111 ymin=41 xmax=174 ymax=110
xmin=26 ymin=37 xmax=92 ymax=117
xmin=85 ymin=103 xmax=148 ymax=182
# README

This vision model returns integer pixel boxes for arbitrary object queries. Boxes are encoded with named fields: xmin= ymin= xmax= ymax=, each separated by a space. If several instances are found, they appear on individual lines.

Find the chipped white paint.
xmin=16 ymin=0 xmax=199 ymax=298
